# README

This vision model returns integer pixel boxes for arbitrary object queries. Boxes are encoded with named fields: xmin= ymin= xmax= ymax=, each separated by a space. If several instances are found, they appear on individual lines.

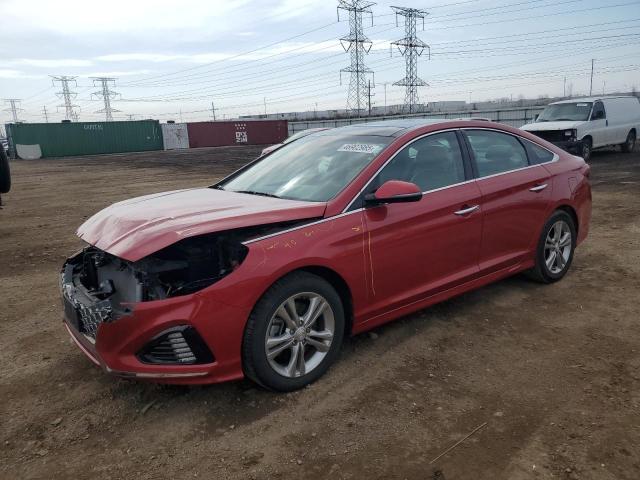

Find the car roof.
xmin=315 ymin=119 xmax=464 ymax=137
xmin=551 ymin=96 xmax=637 ymax=105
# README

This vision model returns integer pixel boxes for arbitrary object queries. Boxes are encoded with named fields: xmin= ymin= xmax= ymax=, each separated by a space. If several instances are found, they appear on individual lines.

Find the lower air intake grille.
xmin=138 ymin=327 xmax=214 ymax=365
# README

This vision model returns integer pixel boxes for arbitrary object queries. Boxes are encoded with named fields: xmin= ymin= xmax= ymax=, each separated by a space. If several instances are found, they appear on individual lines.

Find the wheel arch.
xmin=555 ymin=204 xmax=579 ymax=235
xmin=295 ymin=266 xmax=354 ymax=336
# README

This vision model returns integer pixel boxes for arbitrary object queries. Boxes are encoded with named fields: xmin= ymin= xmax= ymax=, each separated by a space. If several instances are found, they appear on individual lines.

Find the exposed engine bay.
xmin=60 ymin=222 xmax=314 ymax=338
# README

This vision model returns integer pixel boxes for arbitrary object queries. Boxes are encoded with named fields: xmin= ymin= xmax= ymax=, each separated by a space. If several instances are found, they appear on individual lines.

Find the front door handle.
xmin=529 ymin=183 xmax=548 ymax=192
xmin=454 ymin=205 xmax=480 ymax=216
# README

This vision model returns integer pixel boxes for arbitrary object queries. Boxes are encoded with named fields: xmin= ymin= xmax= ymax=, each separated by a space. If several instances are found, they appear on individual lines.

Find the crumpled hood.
xmin=77 ymin=188 xmax=326 ymax=261
xmin=521 ymin=120 xmax=584 ymax=132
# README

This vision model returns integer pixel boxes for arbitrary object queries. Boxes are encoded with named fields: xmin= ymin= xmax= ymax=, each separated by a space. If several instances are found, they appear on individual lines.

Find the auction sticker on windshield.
xmin=338 ymin=143 xmax=384 ymax=154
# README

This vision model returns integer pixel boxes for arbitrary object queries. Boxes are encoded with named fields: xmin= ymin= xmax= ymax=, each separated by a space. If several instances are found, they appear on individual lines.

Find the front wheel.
xmin=621 ymin=130 xmax=636 ymax=153
xmin=580 ymin=137 xmax=592 ymax=161
xmin=242 ymin=272 xmax=345 ymax=391
xmin=525 ymin=211 xmax=577 ymax=284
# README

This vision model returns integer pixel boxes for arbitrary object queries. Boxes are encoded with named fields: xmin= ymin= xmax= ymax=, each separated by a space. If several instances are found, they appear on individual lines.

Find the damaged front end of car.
xmin=60 ymin=230 xmax=250 ymax=346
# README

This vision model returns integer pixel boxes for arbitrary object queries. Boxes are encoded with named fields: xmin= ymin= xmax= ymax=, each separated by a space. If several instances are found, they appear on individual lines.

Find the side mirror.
xmin=364 ymin=180 xmax=422 ymax=206
xmin=533 ymin=114 xmax=539 ymax=122
xmin=592 ymin=111 xmax=604 ymax=120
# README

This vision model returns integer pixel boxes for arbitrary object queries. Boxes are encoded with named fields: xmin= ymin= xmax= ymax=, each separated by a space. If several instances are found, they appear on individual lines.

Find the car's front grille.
xmin=138 ymin=327 xmax=214 ymax=365
xmin=530 ymin=130 xmax=566 ymax=143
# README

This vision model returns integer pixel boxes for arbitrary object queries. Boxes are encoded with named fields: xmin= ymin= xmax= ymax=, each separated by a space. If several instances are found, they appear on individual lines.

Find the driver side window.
xmin=372 ymin=131 xmax=466 ymax=192
xmin=591 ymin=101 xmax=606 ymax=120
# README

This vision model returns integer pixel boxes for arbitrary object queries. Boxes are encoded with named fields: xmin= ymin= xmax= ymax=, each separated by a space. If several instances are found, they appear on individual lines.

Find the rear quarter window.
xmin=523 ymin=139 xmax=555 ymax=165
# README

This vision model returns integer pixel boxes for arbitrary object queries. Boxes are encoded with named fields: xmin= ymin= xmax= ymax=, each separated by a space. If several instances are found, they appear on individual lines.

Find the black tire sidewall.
xmin=623 ymin=131 xmax=636 ymax=153
xmin=581 ymin=138 xmax=592 ymax=161
xmin=0 ymin=147 xmax=10 ymax=194
xmin=536 ymin=211 xmax=577 ymax=283
xmin=243 ymin=272 xmax=345 ymax=391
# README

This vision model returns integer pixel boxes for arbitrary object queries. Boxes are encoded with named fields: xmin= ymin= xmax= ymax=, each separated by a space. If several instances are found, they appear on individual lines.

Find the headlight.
xmin=564 ymin=129 xmax=576 ymax=139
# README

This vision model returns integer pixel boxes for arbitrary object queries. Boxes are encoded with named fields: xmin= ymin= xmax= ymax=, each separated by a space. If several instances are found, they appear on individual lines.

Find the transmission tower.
xmin=91 ymin=77 xmax=120 ymax=121
xmin=338 ymin=0 xmax=376 ymax=116
xmin=51 ymin=76 xmax=80 ymax=121
xmin=390 ymin=6 xmax=430 ymax=113
xmin=42 ymin=105 xmax=49 ymax=123
xmin=3 ymin=99 xmax=24 ymax=123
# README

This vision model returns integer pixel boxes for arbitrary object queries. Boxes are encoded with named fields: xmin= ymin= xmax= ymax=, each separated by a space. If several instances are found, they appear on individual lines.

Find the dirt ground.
xmin=1 ymin=144 xmax=639 ymax=480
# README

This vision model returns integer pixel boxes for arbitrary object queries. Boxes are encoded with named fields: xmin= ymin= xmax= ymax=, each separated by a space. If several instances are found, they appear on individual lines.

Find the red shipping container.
xmin=187 ymin=120 xmax=288 ymax=148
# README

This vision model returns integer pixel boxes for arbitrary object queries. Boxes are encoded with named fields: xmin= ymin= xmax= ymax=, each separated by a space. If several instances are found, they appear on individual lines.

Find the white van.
xmin=521 ymin=96 xmax=640 ymax=160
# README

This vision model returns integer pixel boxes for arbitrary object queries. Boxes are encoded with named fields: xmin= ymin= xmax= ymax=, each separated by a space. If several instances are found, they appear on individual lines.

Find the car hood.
xmin=521 ymin=120 xmax=584 ymax=131
xmin=77 ymin=188 xmax=326 ymax=261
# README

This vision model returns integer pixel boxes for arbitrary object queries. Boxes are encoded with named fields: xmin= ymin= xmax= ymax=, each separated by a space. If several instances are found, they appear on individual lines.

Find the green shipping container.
xmin=6 ymin=120 xmax=163 ymax=158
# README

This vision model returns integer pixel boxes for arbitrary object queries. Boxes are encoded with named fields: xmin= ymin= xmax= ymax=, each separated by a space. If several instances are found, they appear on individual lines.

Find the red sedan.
xmin=61 ymin=120 xmax=591 ymax=391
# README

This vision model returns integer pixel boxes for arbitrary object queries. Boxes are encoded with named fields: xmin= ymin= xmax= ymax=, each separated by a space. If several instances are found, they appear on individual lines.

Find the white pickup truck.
xmin=521 ymin=96 xmax=640 ymax=160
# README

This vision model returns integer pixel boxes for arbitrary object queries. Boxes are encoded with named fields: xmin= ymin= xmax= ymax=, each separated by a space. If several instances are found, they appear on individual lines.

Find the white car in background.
xmin=521 ymin=96 xmax=640 ymax=160
xmin=261 ymin=128 xmax=328 ymax=156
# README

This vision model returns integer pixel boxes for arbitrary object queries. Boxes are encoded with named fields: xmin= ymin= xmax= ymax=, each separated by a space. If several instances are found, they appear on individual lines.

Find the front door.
xmin=463 ymin=129 xmax=552 ymax=274
xmin=358 ymin=130 xmax=483 ymax=318
xmin=589 ymin=100 xmax=609 ymax=147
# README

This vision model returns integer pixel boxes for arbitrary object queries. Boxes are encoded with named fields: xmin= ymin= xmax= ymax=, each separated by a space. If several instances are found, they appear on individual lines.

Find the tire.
xmin=242 ymin=271 xmax=345 ymax=391
xmin=580 ymin=137 xmax=592 ymax=162
xmin=525 ymin=210 xmax=577 ymax=284
xmin=0 ymin=146 xmax=10 ymax=194
xmin=621 ymin=130 xmax=636 ymax=153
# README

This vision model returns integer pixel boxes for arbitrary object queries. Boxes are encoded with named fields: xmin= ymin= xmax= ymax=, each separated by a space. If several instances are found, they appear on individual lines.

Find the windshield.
xmin=219 ymin=134 xmax=392 ymax=202
xmin=537 ymin=102 xmax=592 ymax=122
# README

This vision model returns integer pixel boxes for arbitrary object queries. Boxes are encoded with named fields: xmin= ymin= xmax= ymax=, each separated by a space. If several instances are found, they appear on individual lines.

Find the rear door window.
xmin=464 ymin=130 xmax=529 ymax=177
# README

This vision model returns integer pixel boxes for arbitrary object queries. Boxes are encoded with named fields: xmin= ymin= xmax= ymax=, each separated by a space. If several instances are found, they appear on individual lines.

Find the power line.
xmin=91 ymin=77 xmax=120 ymax=121
xmin=391 ymin=6 xmax=429 ymax=113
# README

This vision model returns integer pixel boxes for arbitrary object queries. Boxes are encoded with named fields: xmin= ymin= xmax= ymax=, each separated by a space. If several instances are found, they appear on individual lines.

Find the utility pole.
xmin=589 ymin=59 xmax=594 ymax=96
xmin=51 ymin=76 xmax=79 ymax=121
xmin=563 ymin=76 xmax=566 ymax=97
xmin=210 ymin=101 xmax=218 ymax=121
xmin=91 ymin=77 xmax=120 ymax=121
xmin=3 ymin=99 xmax=23 ymax=123
xmin=126 ymin=114 xmax=137 ymax=121
xmin=383 ymin=83 xmax=388 ymax=113
xmin=42 ymin=105 xmax=49 ymax=122
xmin=263 ymin=97 xmax=267 ymax=116
xmin=338 ymin=0 xmax=375 ymax=116
xmin=391 ymin=6 xmax=429 ymax=114
xmin=366 ymin=79 xmax=374 ymax=115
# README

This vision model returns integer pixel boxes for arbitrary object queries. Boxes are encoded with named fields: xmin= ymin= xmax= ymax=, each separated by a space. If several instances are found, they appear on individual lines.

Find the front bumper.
xmin=61 ymin=263 xmax=251 ymax=385
xmin=549 ymin=138 xmax=582 ymax=155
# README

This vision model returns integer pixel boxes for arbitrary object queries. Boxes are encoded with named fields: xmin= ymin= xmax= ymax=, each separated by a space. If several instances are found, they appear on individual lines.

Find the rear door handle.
xmin=529 ymin=183 xmax=548 ymax=192
xmin=454 ymin=205 xmax=480 ymax=216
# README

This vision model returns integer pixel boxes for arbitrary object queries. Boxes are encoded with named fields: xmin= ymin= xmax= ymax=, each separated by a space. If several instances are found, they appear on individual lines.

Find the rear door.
xmin=462 ymin=129 xmax=553 ymax=274
xmin=358 ymin=130 xmax=483 ymax=318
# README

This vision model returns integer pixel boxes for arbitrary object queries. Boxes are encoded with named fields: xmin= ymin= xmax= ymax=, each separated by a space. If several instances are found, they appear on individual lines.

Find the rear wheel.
xmin=526 ymin=211 xmax=576 ymax=284
xmin=580 ymin=137 xmax=592 ymax=161
xmin=242 ymin=272 xmax=345 ymax=391
xmin=621 ymin=130 xmax=636 ymax=153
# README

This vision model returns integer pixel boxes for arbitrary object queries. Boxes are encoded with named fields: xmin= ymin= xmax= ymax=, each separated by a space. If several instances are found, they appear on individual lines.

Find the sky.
xmin=1 ymin=0 xmax=640 ymax=124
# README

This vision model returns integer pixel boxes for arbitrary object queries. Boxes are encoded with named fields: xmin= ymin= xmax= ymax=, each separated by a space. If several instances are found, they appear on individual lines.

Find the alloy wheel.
xmin=265 ymin=293 xmax=335 ymax=378
xmin=544 ymin=220 xmax=572 ymax=274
